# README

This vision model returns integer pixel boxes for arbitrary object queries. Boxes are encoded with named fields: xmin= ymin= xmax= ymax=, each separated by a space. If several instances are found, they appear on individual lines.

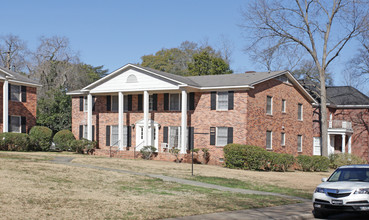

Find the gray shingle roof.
xmin=0 ymin=66 xmax=41 ymax=86
xmin=138 ymin=64 xmax=285 ymax=87
xmin=327 ymin=86 xmax=369 ymax=106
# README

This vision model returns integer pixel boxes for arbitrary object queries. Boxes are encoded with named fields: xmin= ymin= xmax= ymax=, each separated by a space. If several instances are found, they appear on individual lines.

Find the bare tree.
xmin=0 ymin=34 xmax=29 ymax=72
xmin=241 ymin=0 xmax=369 ymax=156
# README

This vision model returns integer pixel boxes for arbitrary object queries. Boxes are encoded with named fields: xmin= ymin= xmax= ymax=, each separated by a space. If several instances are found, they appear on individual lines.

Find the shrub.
xmin=0 ymin=133 xmax=30 ymax=151
xmin=29 ymin=126 xmax=53 ymax=151
xmin=53 ymin=130 xmax=76 ymax=150
xmin=201 ymin=148 xmax=210 ymax=164
xmin=296 ymin=155 xmax=313 ymax=171
xmin=224 ymin=144 xmax=268 ymax=170
xmin=267 ymin=152 xmax=295 ymax=172
xmin=329 ymin=153 xmax=367 ymax=169
xmin=70 ymin=139 xmax=96 ymax=154
xmin=311 ymin=156 xmax=330 ymax=172
xmin=141 ymin=145 xmax=157 ymax=160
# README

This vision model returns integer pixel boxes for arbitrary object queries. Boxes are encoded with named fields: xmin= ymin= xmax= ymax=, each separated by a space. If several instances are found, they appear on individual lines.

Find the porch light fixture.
xmin=131 ymin=124 xmax=135 ymax=129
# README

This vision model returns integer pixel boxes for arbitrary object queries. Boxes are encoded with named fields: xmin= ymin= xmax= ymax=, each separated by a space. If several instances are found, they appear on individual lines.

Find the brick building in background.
xmin=68 ymin=64 xmax=319 ymax=165
xmin=0 ymin=66 xmax=40 ymax=133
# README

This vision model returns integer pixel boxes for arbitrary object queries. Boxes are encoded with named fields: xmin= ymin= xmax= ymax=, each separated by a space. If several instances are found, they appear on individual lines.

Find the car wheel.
xmin=313 ymin=209 xmax=328 ymax=219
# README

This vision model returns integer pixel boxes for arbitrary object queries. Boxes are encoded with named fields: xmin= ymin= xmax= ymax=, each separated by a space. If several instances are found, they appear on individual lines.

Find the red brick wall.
xmin=0 ymin=82 xmax=37 ymax=132
xmin=330 ymin=108 xmax=369 ymax=160
xmin=72 ymin=78 xmax=316 ymax=164
xmin=246 ymin=79 xmax=314 ymax=156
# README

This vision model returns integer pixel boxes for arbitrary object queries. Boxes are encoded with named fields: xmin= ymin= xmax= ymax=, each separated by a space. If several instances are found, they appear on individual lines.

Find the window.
xmin=281 ymin=133 xmax=285 ymax=146
xmin=282 ymin=99 xmax=286 ymax=113
xmin=313 ymin=137 xmax=321 ymax=155
xmin=216 ymin=127 xmax=228 ymax=146
xmin=83 ymin=97 xmax=88 ymax=112
xmin=149 ymin=95 xmax=153 ymax=111
xmin=169 ymin=126 xmax=180 ymax=149
xmin=111 ymin=125 xmax=119 ymax=146
xmin=266 ymin=131 xmax=272 ymax=149
xmin=297 ymin=135 xmax=303 ymax=152
xmin=266 ymin=96 xmax=273 ymax=115
xmin=111 ymin=96 xmax=118 ymax=112
xmin=9 ymin=116 xmax=21 ymax=133
xmin=298 ymin=103 xmax=303 ymax=120
xmin=82 ymin=125 xmax=88 ymax=139
xmin=110 ymin=125 xmax=128 ymax=147
xmin=10 ymin=85 xmax=21 ymax=101
xmin=217 ymin=92 xmax=228 ymax=110
xmin=169 ymin=94 xmax=180 ymax=111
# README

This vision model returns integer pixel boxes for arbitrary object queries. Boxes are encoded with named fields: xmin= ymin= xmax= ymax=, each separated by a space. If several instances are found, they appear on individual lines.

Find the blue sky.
xmin=0 ymin=0 xmax=361 ymax=88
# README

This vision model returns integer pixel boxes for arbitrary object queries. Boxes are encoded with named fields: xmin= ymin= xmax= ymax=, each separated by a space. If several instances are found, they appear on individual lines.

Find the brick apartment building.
xmin=68 ymin=63 xmax=319 ymax=164
xmin=0 ymin=66 xmax=40 ymax=133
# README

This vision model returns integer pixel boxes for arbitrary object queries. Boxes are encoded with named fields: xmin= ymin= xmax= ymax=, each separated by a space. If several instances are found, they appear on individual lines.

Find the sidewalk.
xmin=51 ymin=156 xmax=313 ymax=219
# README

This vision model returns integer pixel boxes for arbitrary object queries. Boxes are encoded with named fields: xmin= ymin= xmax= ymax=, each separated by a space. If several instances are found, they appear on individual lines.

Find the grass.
xmin=0 ymin=151 xmax=298 ymax=219
xmin=189 ymin=175 xmax=312 ymax=199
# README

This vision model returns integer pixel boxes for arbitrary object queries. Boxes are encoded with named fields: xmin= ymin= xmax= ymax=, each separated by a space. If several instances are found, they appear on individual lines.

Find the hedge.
xmin=329 ymin=153 xmax=366 ymax=169
xmin=70 ymin=139 xmax=96 ymax=154
xmin=29 ymin=126 xmax=53 ymax=151
xmin=53 ymin=130 xmax=76 ymax=151
xmin=0 ymin=133 xmax=31 ymax=151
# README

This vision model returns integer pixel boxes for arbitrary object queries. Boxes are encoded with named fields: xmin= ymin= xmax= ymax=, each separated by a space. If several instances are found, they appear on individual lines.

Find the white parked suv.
xmin=313 ymin=164 xmax=369 ymax=218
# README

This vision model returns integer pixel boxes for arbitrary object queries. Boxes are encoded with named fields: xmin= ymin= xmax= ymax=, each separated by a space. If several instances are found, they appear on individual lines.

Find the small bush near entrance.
xmin=53 ymin=130 xmax=76 ymax=150
xmin=329 ymin=153 xmax=366 ymax=169
xmin=70 ymin=139 xmax=96 ymax=154
xmin=0 ymin=133 xmax=30 ymax=151
xmin=296 ymin=155 xmax=330 ymax=172
xmin=140 ymin=146 xmax=157 ymax=160
xmin=29 ymin=126 xmax=53 ymax=151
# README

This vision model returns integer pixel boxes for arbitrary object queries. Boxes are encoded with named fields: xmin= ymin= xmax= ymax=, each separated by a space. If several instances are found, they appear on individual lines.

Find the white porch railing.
xmin=329 ymin=120 xmax=352 ymax=130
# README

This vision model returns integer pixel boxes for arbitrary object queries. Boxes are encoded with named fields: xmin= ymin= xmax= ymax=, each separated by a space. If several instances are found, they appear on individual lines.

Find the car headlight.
xmin=354 ymin=188 xmax=369 ymax=194
xmin=315 ymin=187 xmax=325 ymax=193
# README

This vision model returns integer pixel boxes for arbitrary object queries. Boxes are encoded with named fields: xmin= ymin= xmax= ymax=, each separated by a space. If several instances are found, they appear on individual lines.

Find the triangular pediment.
xmin=84 ymin=64 xmax=186 ymax=93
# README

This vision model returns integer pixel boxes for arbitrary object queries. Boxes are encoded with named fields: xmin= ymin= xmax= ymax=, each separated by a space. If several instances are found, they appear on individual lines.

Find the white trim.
xmin=181 ymin=90 xmax=187 ymax=153
xmin=298 ymin=103 xmax=303 ymax=121
xmin=266 ymin=96 xmax=273 ymax=115
xmin=143 ymin=90 xmax=149 ymax=146
xmin=8 ymin=79 xmax=41 ymax=87
xmin=87 ymin=94 xmax=93 ymax=141
xmin=118 ymin=92 xmax=124 ymax=150
xmin=216 ymin=91 xmax=229 ymax=111
xmin=3 ymin=79 xmax=8 ymax=132
xmin=335 ymin=105 xmax=369 ymax=108
xmin=216 ymin=127 xmax=228 ymax=147
xmin=197 ymin=85 xmax=254 ymax=90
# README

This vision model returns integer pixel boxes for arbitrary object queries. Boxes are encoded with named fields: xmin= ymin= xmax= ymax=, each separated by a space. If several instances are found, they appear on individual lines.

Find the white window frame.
xmin=168 ymin=126 xmax=181 ymax=149
xmin=217 ymin=92 xmax=229 ymax=111
xmin=282 ymin=99 xmax=286 ymax=113
xmin=298 ymin=103 xmax=303 ymax=121
xmin=169 ymin=94 xmax=181 ymax=111
xmin=266 ymin=130 xmax=272 ymax=149
xmin=83 ymin=125 xmax=88 ymax=139
xmin=281 ymin=132 xmax=285 ymax=146
xmin=83 ymin=96 xmax=88 ymax=112
xmin=313 ymin=137 xmax=322 ymax=155
xmin=216 ymin=127 xmax=228 ymax=146
xmin=110 ymin=125 xmax=128 ymax=147
xmin=266 ymin=96 xmax=273 ymax=115
xmin=297 ymin=135 xmax=303 ymax=152
xmin=10 ymin=85 xmax=21 ymax=102
xmin=9 ymin=116 xmax=21 ymax=133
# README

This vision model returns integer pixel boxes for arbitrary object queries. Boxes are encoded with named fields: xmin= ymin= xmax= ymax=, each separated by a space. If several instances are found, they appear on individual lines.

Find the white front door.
xmin=136 ymin=125 xmax=158 ymax=151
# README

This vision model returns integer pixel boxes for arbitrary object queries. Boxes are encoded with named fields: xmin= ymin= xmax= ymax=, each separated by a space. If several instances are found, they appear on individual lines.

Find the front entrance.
xmin=135 ymin=119 xmax=159 ymax=151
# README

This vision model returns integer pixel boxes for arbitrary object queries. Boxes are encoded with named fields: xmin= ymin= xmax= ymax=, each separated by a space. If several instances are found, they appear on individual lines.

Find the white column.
xmin=118 ymin=92 xmax=124 ymax=150
xmin=181 ymin=90 xmax=187 ymax=154
xmin=348 ymin=135 xmax=352 ymax=154
xmin=327 ymin=134 xmax=330 ymax=156
xmin=87 ymin=93 xmax=93 ymax=141
xmin=143 ymin=90 xmax=149 ymax=146
xmin=3 ymin=79 xmax=8 ymax=132
xmin=342 ymin=134 xmax=346 ymax=153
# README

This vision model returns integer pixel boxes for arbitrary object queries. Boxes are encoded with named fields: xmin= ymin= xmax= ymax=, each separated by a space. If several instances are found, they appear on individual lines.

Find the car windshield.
xmin=328 ymin=168 xmax=369 ymax=182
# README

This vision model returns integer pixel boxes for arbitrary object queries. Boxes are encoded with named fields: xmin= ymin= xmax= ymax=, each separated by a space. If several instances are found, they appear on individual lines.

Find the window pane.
xmin=123 ymin=126 xmax=128 ymax=146
xmin=217 ymin=92 xmax=228 ymax=110
xmin=266 ymin=96 xmax=272 ymax=114
xmin=297 ymin=135 xmax=302 ymax=152
xmin=111 ymin=125 xmax=119 ymax=146
xmin=266 ymin=131 xmax=272 ymax=149
xmin=298 ymin=104 xmax=303 ymax=120
xmin=83 ymin=125 xmax=88 ymax=139
xmin=281 ymin=133 xmax=285 ymax=146
xmin=170 ymin=94 xmax=180 ymax=111
xmin=282 ymin=99 xmax=286 ymax=112
xmin=124 ymin=95 xmax=128 ymax=111
xmin=169 ymin=126 xmax=180 ymax=149
xmin=112 ymin=96 xmax=118 ymax=112
xmin=10 ymin=85 xmax=20 ymax=101
xmin=217 ymin=127 xmax=228 ymax=146
xmin=149 ymin=95 xmax=153 ymax=111
xmin=10 ymin=116 xmax=20 ymax=133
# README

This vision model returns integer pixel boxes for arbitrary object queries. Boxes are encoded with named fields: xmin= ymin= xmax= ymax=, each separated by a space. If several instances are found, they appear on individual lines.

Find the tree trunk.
xmin=320 ymin=69 xmax=328 ymax=157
